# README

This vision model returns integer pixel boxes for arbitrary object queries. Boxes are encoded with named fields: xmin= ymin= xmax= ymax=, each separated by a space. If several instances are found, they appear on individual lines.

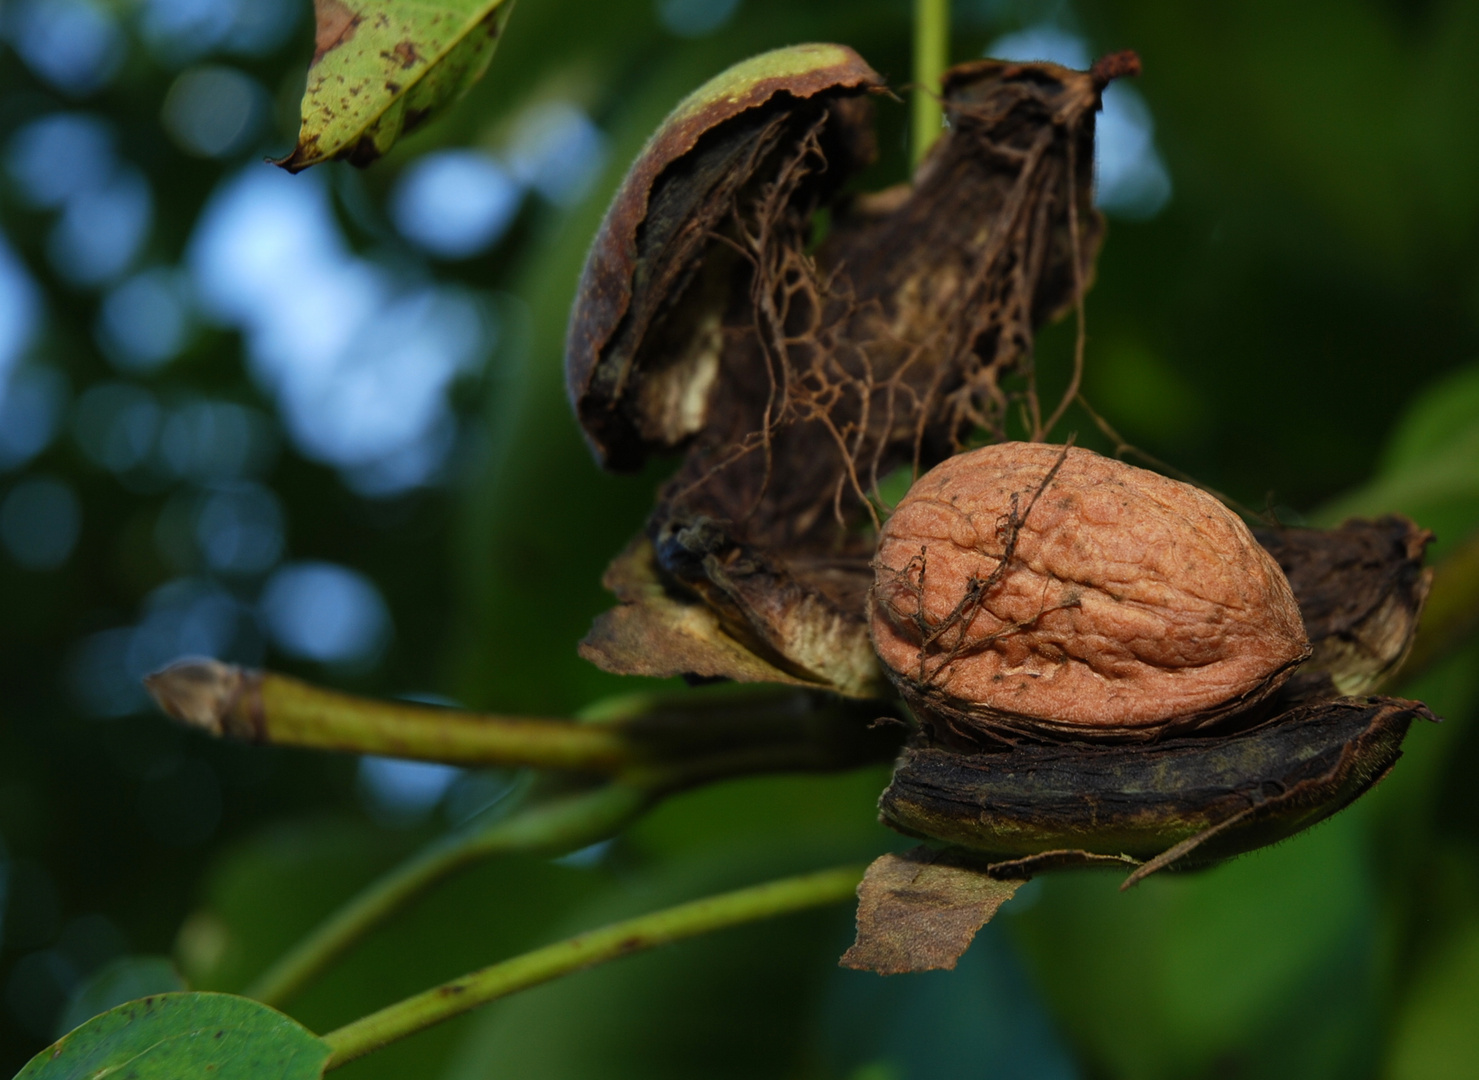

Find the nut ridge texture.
xmin=871 ymin=443 xmax=1310 ymax=739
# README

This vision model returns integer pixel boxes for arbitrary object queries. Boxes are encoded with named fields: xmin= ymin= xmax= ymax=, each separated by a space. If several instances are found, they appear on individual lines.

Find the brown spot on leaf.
xmin=312 ymin=0 xmax=361 ymax=66
xmin=343 ymin=134 xmax=384 ymax=168
xmin=391 ymin=40 xmax=421 ymax=69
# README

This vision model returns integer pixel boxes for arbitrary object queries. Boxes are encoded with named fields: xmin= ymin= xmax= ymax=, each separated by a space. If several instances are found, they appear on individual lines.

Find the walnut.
xmin=871 ymin=443 xmax=1311 ymax=742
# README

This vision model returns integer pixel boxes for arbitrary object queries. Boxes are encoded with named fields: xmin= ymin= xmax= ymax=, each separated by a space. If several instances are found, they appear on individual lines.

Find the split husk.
xmin=569 ymin=46 xmax=1120 ymax=695
xmin=562 ymin=46 xmax=1439 ymax=975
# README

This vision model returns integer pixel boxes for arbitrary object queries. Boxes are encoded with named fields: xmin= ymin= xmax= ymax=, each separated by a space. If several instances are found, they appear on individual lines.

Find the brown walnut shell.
xmin=871 ymin=442 xmax=1311 ymax=741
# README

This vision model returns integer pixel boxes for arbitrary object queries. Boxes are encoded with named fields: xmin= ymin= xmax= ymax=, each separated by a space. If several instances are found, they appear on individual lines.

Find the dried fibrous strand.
xmin=650 ymin=56 xmax=1109 ymax=556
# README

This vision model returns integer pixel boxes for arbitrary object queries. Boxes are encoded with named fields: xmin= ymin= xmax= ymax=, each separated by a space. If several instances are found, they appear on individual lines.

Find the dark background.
xmin=2 ymin=0 xmax=1478 ymax=1076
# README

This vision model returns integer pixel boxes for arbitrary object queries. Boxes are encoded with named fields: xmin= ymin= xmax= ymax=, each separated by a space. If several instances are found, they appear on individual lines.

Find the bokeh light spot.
xmin=391 ymin=150 xmax=522 ymax=259
xmin=194 ymin=481 xmax=285 ymax=575
xmin=259 ymin=561 xmax=391 ymax=664
xmin=189 ymin=167 xmax=492 ymax=493
xmin=4 ymin=113 xmax=116 ymax=209
xmin=0 ymin=367 xmax=67 ymax=471
xmin=97 ymin=267 xmax=194 ymax=372
xmin=157 ymin=398 xmax=277 ymax=482
xmin=161 ymin=65 xmax=266 ymax=158
xmin=358 ymin=756 xmax=462 ymax=827
xmin=5 ymin=0 xmax=126 ymax=97
xmin=0 ymin=476 xmax=81 ymax=571
xmin=656 ymin=0 xmax=741 ymax=38
xmin=73 ymin=382 xmax=161 ymax=474
xmin=46 ymin=167 xmax=153 ymax=286
xmin=137 ymin=0 xmax=300 ymax=65
xmin=506 ymin=102 xmax=608 ymax=207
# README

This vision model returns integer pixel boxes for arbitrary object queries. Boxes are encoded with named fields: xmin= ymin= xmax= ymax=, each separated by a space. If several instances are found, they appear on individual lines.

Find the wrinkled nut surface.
xmin=871 ymin=443 xmax=1311 ymax=738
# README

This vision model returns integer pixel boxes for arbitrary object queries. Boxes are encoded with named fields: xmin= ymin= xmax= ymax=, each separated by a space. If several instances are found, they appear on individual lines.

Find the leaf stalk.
xmin=244 ymin=783 xmax=652 ymax=1007
xmin=319 ymin=865 xmax=865 ymax=1069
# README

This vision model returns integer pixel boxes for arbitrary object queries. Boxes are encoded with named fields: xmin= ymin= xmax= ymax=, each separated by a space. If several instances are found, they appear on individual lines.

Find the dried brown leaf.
xmin=841 ymin=847 xmax=1021 ymax=974
xmin=578 ymin=537 xmax=839 ymax=690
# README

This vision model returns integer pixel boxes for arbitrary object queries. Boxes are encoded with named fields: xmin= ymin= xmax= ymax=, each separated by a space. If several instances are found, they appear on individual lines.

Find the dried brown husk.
xmin=1255 ymin=515 xmax=1433 ymax=696
xmin=570 ymin=48 xmax=1119 ymax=692
xmin=878 ymin=695 xmax=1432 ymax=867
xmin=840 ymin=847 xmax=1023 ymax=975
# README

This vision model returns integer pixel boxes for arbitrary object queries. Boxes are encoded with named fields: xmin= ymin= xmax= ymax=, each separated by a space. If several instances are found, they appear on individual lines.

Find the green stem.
xmin=146 ymin=663 xmax=900 ymax=783
xmin=912 ymin=0 xmax=949 ymax=165
xmin=244 ymin=783 xmax=651 ymax=1008
xmin=320 ymin=864 xmax=865 ymax=1070
xmin=145 ymin=660 xmax=634 ymax=773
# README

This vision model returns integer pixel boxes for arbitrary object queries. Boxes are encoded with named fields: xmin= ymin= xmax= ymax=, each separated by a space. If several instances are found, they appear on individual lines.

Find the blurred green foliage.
xmin=1 ymin=0 xmax=1477 ymax=1077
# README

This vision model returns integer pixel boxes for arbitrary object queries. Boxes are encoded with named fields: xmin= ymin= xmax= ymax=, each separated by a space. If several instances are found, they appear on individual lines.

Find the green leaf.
xmin=276 ymin=0 xmax=516 ymax=173
xmin=1318 ymin=362 xmax=1479 ymax=551
xmin=1385 ymin=918 xmax=1479 ymax=1079
xmin=17 ymin=992 xmax=331 ymax=1080
xmin=1010 ymin=810 xmax=1381 ymax=1080
xmin=54 ymin=956 xmax=186 ymax=1039
xmin=1381 ymin=364 xmax=1479 ymax=475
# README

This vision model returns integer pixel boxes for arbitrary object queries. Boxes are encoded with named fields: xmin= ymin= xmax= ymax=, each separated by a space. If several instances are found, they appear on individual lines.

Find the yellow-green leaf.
xmin=276 ymin=0 xmax=515 ymax=173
